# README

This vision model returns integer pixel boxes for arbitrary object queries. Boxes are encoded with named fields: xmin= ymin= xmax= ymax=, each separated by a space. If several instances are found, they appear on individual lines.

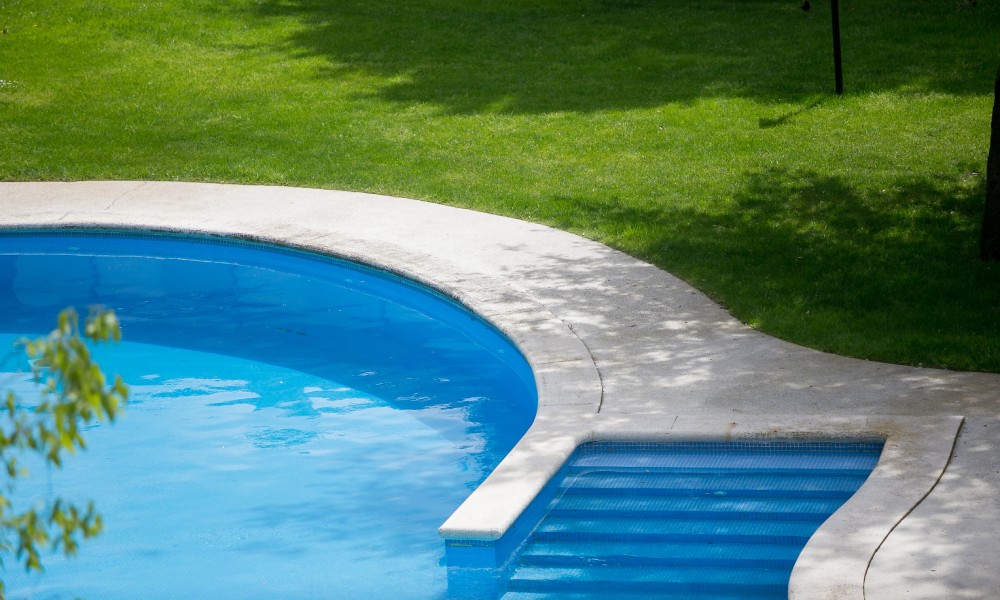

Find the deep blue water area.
xmin=0 ymin=231 xmax=537 ymax=599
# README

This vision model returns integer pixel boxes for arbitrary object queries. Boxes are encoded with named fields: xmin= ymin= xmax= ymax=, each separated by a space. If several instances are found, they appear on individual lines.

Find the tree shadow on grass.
xmin=548 ymin=167 xmax=1000 ymax=371
xmin=238 ymin=0 xmax=998 ymax=114
xmin=758 ymin=96 xmax=824 ymax=128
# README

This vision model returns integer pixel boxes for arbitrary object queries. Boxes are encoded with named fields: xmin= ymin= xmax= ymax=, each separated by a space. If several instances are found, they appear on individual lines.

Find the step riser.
xmin=533 ymin=532 xmax=811 ymax=545
xmin=538 ymin=517 xmax=824 ymax=538
xmin=561 ymin=488 xmax=856 ymax=499
xmin=561 ymin=474 xmax=869 ymax=495
xmin=548 ymin=508 xmax=830 ymax=522
xmin=521 ymin=540 xmax=802 ymax=562
xmin=508 ymin=581 xmax=787 ymax=595
xmin=568 ymin=467 xmax=876 ymax=477
xmin=519 ymin=556 xmax=796 ymax=569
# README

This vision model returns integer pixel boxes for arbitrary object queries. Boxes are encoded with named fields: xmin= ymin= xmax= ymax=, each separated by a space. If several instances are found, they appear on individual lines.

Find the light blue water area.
xmin=0 ymin=232 xmax=537 ymax=599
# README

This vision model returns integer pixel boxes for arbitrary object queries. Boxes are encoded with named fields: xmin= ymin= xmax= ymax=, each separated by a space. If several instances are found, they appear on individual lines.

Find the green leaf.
xmin=0 ymin=307 xmax=128 ymax=594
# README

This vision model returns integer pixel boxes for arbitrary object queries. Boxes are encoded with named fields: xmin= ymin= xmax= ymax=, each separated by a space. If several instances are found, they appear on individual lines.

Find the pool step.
xmin=500 ymin=593 xmax=778 ymax=600
xmin=519 ymin=539 xmax=800 ymax=569
xmin=507 ymin=565 xmax=789 ymax=595
xmin=568 ymin=450 xmax=880 ymax=473
xmin=559 ymin=470 xmax=868 ymax=499
xmin=549 ymin=495 xmax=843 ymax=521
xmin=534 ymin=516 xmax=818 ymax=544
xmin=495 ymin=443 xmax=881 ymax=600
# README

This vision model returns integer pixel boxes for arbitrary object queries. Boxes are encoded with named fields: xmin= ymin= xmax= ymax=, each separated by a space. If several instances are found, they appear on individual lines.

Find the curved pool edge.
xmin=0 ymin=181 xmax=973 ymax=600
xmin=0 ymin=190 xmax=603 ymax=411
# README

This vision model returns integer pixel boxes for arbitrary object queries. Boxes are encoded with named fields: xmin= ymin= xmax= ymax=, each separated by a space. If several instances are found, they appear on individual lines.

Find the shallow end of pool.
xmin=441 ymin=413 xmax=964 ymax=600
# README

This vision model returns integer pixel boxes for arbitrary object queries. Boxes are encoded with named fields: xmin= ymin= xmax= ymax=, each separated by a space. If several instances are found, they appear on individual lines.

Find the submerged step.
xmin=549 ymin=495 xmax=844 ymax=521
xmin=507 ymin=565 xmax=790 ymax=595
xmin=534 ymin=516 xmax=817 ymax=544
xmin=567 ymin=465 xmax=877 ymax=478
xmin=500 ymin=592 xmax=781 ymax=600
xmin=560 ymin=471 xmax=867 ymax=498
xmin=519 ymin=539 xmax=801 ymax=569
xmin=569 ymin=449 xmax=881 ymax=473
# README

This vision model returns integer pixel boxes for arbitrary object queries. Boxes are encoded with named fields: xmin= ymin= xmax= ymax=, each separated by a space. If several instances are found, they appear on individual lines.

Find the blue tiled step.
xmin=506 ymin=565 xmax=789 ymax=595
xmin=570 ymin=450 xmax=881 ymax=473
xmin=560 ymin=472 xmax=865 ymax=498
xmin=519 ymin=539 xmax=800 ymax=569
xmin=500 ymin=592 xmax=780 ymax=600
xmin=534 ymin=516 xmax=816 ymax=544
xmin=549 ymin=495 xmax=844 ymax=521
xmin=568 ymin=466 xmax=876 ymax=478
xmin=480 ymin=442 xmax=883 ymax=600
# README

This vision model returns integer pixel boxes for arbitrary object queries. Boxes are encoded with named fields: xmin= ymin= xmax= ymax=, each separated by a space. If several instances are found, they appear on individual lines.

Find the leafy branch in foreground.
xmin=0 ymin=307 xmax=128 ymax=597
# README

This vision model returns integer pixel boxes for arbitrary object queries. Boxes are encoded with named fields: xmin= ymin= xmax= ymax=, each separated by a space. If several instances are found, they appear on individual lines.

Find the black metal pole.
xmin=831 ymin=0 xmax=844 ymax=94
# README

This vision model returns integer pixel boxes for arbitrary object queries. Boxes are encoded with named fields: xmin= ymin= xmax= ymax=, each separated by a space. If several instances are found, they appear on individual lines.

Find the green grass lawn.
xmin=2 ymin=0 xmax=999 ymax=371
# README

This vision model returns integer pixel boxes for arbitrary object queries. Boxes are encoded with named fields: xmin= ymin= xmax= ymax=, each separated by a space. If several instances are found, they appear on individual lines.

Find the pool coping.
xmin=0 ymin=181 xmax=976 ymax=599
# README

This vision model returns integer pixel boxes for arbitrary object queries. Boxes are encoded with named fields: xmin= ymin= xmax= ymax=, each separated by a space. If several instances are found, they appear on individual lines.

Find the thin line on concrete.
xmin=104 ymin=181 xmax=148 ymax=210
xmin=567 ymin=322 xmax=606 ymax=412
xmin=861 ymin=416 xmax=966 ymax=599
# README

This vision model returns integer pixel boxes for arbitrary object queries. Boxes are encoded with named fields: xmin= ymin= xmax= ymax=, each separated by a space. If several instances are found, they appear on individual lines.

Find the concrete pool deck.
xmin=1 ymin=180 xmax=998 ymax=598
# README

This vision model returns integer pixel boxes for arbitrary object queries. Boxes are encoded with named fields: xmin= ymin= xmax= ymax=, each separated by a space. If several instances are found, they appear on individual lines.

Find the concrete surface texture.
xmin=2 ymin=181 xmax=998 ymax=598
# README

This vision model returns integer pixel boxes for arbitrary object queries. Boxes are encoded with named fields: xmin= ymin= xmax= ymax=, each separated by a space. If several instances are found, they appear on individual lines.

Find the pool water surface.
xmin=0 ymin=231 xmax=537 ymax=599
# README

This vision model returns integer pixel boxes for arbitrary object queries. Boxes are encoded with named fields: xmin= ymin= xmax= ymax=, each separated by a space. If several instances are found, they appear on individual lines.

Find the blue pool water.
xmin=449 ymin=441 xmax=883 ymax=600
xmin=0 ymin=231 xmax=537 ymax=599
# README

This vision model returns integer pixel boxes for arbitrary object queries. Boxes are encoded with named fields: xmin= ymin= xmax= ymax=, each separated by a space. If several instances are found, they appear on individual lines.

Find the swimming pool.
xmin=0 ymin=231 xmax=537 ymax=599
